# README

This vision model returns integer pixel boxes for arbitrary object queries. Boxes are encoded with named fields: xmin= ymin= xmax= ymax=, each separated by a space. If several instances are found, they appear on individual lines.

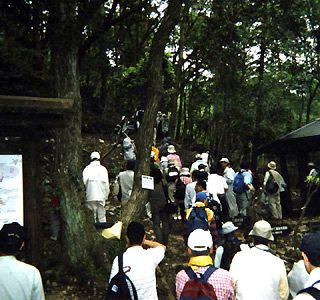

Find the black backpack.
xmin=265 ymin=171 xmax=279 ymax=194
xmin=220 ymin=238 xmax=241 ymax=270
xmin=166 ymin=166 xmax=179 ymax=182
xmin=297 ymin=280 xmax=320 ymax=299
xmin=174 ymin=178 xmax=187 ymax=200
xmin=106 ymin=254 xmax=138 ymax=300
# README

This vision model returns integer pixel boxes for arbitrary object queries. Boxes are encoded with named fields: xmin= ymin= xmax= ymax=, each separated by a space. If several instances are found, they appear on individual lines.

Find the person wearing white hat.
xmin=83 ymin=151 xmax=110 ymax=223
xmin=230 ymin=220 xmax=289 ymax=300
xmin=263 ymin=161 xmax=284 ymax=219
xmin=220 ymin=158 xmax=239 ymax=218
xmin=214 ymin=221 xmax=242 ymax=270
xmin=166 ymin=145 xmax=182 ymax=170
xmin=190 ymin=153 xmax=209 ymax=175
xmin=176 ymin=229 xmax=234 ymax=300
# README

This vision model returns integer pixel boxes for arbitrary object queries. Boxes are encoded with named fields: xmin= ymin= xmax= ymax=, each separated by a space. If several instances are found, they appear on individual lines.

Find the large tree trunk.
xmin=48 ymin=2 xmax=114 ymax=275
xmin=121 ymin=0 xmax=183 ymax=227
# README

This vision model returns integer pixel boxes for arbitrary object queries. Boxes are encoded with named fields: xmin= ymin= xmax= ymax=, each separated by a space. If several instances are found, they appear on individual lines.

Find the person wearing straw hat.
xmin=220 ymin=158 xmax=239 ymax=219
xmin=230 ymin=220 xmax=289 ymax=300
xmin=263 ymin=161 xmax=284 ymax=219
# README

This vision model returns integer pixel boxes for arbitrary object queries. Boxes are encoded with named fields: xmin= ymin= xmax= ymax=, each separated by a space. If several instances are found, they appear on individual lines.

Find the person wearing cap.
xmin=174 ymin=167 xmax=192 ymax=221
xmin=109 ymin=222 xmax=166 ymax=300
xmin=305 ymin=162 xmax=320 ymax=217
xmin=294 ymin=231 xmax=320 ymax=299
xmin=264 ymin=161 xmax=285 ymax=219
xmin=220 ymin=158 xmax=239 ymax=219
xmin=82 ymin=151 xmax=110 ymax=223
xmin=176 ymin=229 xmax=234 ymax=299
xmin=190 ymin=153 xmax=209 ymax=175
xmin=214 ymin=221 xmax=243 ymax=270
xmin=307 ymin=162 xmax=318 ymax=178
xmin=0 ymin=222 xmax=45 ymax=300
xmin=166 ymin=145 xmax=182 ymax=170
xmin=229 ymin=220 xmax=289 ymax=300
xmin=122 ymin=133 xmax=136 ymax=161
xmin=185 ymin=191 xmax=218 ymax=244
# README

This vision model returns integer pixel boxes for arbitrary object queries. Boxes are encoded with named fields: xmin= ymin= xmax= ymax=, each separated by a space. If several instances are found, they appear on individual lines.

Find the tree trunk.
xmin=48 ymin=2 xmax=114 ymax=275
xmin=121 ymin=0 xmax=183 ymax=227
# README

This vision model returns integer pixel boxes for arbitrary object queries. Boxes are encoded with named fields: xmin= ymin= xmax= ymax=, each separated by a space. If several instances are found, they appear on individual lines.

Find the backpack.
xmin=233 ymin=171 xmax=246 ymax=194
xmin=187 ymin=206 xmax=209 ymax=235
xmin=174 ymin=178 xmax=186 ymax=200
xmin=106 ymin=254 xmax=138 ymax=300
xmin=265 ymin=171 xmax=279 ymax=194
xmin=297 ymin=280 xmax=320 ymax=299
xmin=207 ymin=193 xmax=221 ymax=214
xmin=180 ymin=266 xmax=217 ymax=300
xmin=166 ymin=166 xmax=179 ymax=182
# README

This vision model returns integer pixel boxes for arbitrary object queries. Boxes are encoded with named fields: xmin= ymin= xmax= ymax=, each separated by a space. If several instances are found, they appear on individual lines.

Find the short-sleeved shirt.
xmin=109 ymin=246 xmax=165 ymax=300
xmin=176 ymin=266 xmax=234 ymax=300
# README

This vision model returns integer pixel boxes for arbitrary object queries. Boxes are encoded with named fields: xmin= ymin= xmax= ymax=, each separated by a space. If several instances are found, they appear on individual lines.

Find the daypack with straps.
xmin=166 ymin=165 xmax=179 ymax=182
xmin=106 ymin=253 xmax=138 ymax=300
xmin=297 ymin=280 xmax=320 ymax=299
xmin=265 ymin=171 xmax=279 ymax=194
xmin=175 ymin=178 xmax=187 ymax=200
xmin=233 ymin=171 xmax=246 ymax=194
xmin=187 ymin=206 xmax=209 ymax=235
xmin=180 ymin=266 xmax=218 ymax=300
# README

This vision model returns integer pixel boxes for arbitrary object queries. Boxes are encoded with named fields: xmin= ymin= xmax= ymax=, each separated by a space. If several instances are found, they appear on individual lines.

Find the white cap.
xmin=220 ymin=157 xmax=230 ymax=164
xmin=167 ymin=145 xmax=176 ymax=153
xmin=90 ymin=151 xmax=100 ymax=160
xmin=249 ymin=220 xmax=274 ymax=241
xmin=222 ymin=222 xmax=238 ymax=234
xmin=187 ymin=229 xmax=213 ymax=251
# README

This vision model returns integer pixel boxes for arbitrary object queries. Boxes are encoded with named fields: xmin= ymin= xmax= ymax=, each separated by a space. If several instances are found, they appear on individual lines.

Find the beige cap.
xmin=167 ymin=145 xmax=176 ymax=153
xmin=267 ymin=161 xmax=276 ymax=170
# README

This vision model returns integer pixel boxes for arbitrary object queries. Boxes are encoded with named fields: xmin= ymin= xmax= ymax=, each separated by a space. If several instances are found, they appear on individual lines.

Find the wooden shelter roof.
xmin=0 ymin=95 xmax=74 ymax=136
xmin=256 ymin=119 xmax=320 ymax=155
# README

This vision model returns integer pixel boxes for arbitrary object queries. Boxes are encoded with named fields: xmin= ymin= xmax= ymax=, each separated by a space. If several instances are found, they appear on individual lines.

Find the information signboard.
xmin=0 ymin=155 xmax=23 ymax=229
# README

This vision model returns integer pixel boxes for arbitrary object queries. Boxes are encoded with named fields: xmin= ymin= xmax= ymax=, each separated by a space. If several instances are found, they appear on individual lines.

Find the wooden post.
xmin=23 ymin=132 xmax=42 ymax=269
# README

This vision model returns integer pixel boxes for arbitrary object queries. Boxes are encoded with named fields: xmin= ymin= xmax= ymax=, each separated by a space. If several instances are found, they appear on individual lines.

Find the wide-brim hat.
xmin=180 ymin=167 xmax=190 ymax=176
xmin=267 ymin=161 xmax=276 ymax=170
xmin=220 ymin=157 xmax=230 ymax=164
xmin=222 ymin=221 xmax=238 ymax=235
xmin=249 ymin=220 xmax=274 ymax=241
xmin=188 ymin=229 xmax=213 ymax=251
xmin=167 ymin=145 xmax=176 ymax=153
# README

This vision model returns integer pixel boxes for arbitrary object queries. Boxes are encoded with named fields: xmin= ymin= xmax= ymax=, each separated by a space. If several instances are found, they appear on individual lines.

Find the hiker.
xmin=162 ymin=113 xmax=169 ymax=137
xmin=185 ymin=191 xmax=218 ymax=244
xmin=82 ymin=151 xmax=109 ymax=223
xmin=214 ymin=221 xmax=244 ymax=270
xmin=220 ymin=158 xmax=239 ymax=219
xmin=167 ymin=145 xmax=182 ymax=170
xmin=150 ymin=166 xmax=170 ymax=245
xmin=190 ymin=153 xmax=209 ymax=174
xmin=184 ymin=170 xmax=202 ymax=210
xmin=122 ymin=133 xmax=136 ymax=161
xmin=263 ymin=161 xmax=284 ymax=219
xmin=305 ymin=162 xmax=320 ymax=216
xmin=109 ymin=222 xmax=166 ymax=299
xmin=207 ymin=166 xmax=229 ymax=222
xmin=116 ymin=159 xmax=135 ymax=206
xmin=166 ymin=160 xmax=179 ymax=204
xmin=230 ymin=220 xmax=289 ymax=300
xmin=234 ymin=161 xmax=255 ymax=217
xmin=0 ymin=222 xmax=45 ymax=300
xmin=174 ymin=167 xmax=192 ymax=222
xmin=293 ymin=231 xmax=320 ymax=299
xmin=176 ymin=229 xmax=234 ymax=300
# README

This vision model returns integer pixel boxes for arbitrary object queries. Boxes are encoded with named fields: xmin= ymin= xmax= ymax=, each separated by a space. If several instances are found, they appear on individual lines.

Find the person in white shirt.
xmin=0 ymin=222 xmax=45 ymax=300
xmin=220 ymin=158 xmax=239 ymax=218
xmin=109 ymin=222 xmax=166 ymax=300
xmin=82 ymin=151 xmax=110 ymax=223
xmin=230 ymin=220 xmax=289 ymax=300
xmin=117 ymin=159 xmax=135 ymax=206
xmin=184 ymin=170 xmax=201 ymax=209
xmin=293 ymin=231 xmax=320 ymax=299
xmin=190 ymin=153 xmax=209 ymax=174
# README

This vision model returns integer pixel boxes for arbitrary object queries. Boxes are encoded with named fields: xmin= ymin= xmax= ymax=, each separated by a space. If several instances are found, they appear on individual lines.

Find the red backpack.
xmin=180 ymin=266 xmax=217 ymax=300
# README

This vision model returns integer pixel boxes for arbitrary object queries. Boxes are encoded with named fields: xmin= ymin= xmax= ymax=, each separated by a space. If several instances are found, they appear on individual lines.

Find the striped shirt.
xmin=176 ymin=266 xmax=235 ymax=300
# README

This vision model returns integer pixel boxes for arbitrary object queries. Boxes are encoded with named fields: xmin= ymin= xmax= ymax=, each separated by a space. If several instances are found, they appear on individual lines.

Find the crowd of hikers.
xmin=1 ymin=110 xmax=320 ymax=300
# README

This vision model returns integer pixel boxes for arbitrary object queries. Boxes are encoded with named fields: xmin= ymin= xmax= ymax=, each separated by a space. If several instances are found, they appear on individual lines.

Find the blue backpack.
xmin=187 ymin=206 xmax=209 ymax=235
xmin=233 ymin=171 xmax=246 ymax=194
